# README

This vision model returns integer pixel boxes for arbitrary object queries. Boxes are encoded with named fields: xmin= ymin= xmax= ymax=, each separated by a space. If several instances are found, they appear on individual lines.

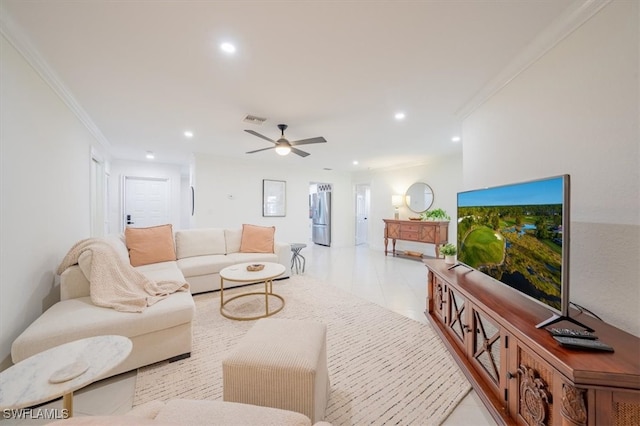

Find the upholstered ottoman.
xmin=222 ymin=318 xmax=330 ymax=423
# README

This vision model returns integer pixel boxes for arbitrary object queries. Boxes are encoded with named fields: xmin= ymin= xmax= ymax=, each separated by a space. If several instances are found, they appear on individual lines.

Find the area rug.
xmin=133 ymin=276 xmax=471 ymax=425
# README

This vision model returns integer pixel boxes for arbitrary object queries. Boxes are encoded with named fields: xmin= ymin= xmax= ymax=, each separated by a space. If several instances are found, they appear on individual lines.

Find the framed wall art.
xmin=262 ymin=179 xmax=286 ymax=217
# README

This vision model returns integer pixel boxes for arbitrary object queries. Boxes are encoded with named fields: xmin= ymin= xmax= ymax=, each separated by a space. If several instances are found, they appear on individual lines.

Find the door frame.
xmin=355 ymin=183 xmax=370 ymax=245
xmin=90 ymin=148 xmax=108 ymax=237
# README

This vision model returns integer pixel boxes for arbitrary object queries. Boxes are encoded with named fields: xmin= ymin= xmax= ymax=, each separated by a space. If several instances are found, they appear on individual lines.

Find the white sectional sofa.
xmin=174 ymin=227 xmax=291 ymax=294
xmin=11 ymin=226 xmax=291 ymax=379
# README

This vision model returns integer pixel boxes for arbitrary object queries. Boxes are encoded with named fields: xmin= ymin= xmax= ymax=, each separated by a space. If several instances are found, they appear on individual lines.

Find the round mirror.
xmin=405 ymin=182 xmax=434 ymax=213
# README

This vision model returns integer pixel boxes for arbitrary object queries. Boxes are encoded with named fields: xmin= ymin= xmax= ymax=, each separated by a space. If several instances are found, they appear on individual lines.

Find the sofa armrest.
xmin=60 ymin=265 xmax=90 ymax=300
xmin=274 ymin=241 xmax=292 ymax=277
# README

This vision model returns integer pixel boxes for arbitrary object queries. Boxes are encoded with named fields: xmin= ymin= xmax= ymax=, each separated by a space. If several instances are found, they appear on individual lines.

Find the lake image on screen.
xmin=457 ymin=178 xmax=564 ymax=310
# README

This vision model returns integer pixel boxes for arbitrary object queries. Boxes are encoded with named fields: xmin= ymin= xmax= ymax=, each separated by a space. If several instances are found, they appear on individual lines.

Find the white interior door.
xmin=123 ymin=176 xmax=170 ymax=230
xmin=355 ymin=184 xmax=370 ymax=245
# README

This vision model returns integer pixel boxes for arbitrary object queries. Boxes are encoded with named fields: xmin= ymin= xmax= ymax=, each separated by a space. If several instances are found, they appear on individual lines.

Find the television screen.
xmin=457 ymin=175 xmax=569 ymax=317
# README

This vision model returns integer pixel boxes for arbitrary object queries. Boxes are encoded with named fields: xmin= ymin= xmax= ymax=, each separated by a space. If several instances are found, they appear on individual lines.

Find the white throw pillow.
xmin=175 ymin=228 xmax=226 ymax=259
xmin=224 ymin=228 xmax=243 ymax=253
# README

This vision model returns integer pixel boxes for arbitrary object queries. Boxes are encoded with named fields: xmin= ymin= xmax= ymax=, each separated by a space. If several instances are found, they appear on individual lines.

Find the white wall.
xmin=353 ymin=153 xmax=463 ymax=254
xmin=0 ymin=35 xmax=106 ymax=367
xmin=462 ymin=1 xmax=639 ymax=336
xmin=108 ymin=160 xmax=188 ymax=233
xmin=193 ymin=154 xmax=354 ymax=247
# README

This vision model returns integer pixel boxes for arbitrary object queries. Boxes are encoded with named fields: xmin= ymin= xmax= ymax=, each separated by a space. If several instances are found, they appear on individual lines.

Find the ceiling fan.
xmin=245 ymin=124 xmax=326 ymax=157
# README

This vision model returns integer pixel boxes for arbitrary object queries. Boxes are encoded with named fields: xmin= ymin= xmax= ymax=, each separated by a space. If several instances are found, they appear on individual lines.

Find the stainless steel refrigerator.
xmin=311 ymin=190 xmax=331 ymax=246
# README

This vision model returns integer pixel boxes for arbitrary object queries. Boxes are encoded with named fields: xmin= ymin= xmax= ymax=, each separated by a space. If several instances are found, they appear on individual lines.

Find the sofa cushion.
xmin=240 ymin=224 xmax=275 ymax=253
xmin=125 ymin=224 xmax=177 ymax=267
xmin=224 ymin=228 xmax=243 ymax=254
xmin=11 ymin=292 xmax=194 ymax=363
xmin=175 ymin=228 xmax=226 ymax=259
xmin=104 ymin=234 xmax=130 ymax=262
xmin=135 ymin=262 xmax=186 ymax=283
xmin=134 ymin=260 xmax=181 ymax=273
xmin=177 ymin=254 xmax=235 ymax=278
xmin=227 ymin=252 xmax=279 ymax=265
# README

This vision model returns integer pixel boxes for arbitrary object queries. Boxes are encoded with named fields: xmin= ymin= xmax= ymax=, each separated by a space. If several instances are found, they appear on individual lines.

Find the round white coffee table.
xmin=219 ymin=262 xmax=286 ymax=321
xmin=0 ymin=335 xmax=132 ymax=418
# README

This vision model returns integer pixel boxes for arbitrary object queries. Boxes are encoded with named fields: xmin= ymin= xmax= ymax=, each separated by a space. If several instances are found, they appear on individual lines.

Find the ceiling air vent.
xmin=243 ymin=114 xmax=267 ymax=125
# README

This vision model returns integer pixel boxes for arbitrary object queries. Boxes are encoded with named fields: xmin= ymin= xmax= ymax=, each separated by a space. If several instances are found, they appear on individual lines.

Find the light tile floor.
xmin=2 ymin=244 xmax=496 ymax=425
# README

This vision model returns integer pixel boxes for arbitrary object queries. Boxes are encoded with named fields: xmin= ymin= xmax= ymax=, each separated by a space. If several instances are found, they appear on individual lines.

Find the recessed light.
xmin=220 ymin=42 xmax=236 ymax=54
xmin=394 ymin=112 xmax=405 ymax=120
xmin=146 ymin=151 xmax=155 ymax=160
xmin=352 ymin=160 xmax=359 ymax=165
xmin=451 ymin=136 xmax=461 ymax=142
xmin=184 ymin=130 xmax=194 ymax=138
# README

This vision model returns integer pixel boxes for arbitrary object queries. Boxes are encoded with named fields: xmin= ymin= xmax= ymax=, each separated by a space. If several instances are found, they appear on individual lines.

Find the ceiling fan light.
xmin=245 ymin=124 xmax=322 ymax=158
xmin=275 ymin=145 xmax=291 ymax=155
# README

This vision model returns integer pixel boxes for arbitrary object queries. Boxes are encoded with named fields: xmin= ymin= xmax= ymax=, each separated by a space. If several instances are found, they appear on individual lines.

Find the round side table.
xmin=0 ymin=335 xmax=132 ymax=418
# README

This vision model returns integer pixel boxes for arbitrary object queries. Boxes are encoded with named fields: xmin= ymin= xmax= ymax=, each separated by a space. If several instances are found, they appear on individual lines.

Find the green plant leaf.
xmin=420 ymin=208 xmax=450 ymax=221
xmin=440 ymin=243 xmax=457 ymax=255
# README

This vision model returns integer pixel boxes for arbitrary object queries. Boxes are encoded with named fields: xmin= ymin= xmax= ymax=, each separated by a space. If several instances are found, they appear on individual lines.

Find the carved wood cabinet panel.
xmin=432 ymin=275 xmax=447 ymax=325
xmin=471 ymin=306 xmax=504 ymax=399
xmin=508 ymin=341 xmax=556 ymax=426
xmin=446 ymin=286 xmax=468 ymax=349
xmin=424 ymin=259 xmax=640 ymax=426
xmin=439 ymin=282 xmax=506 ymax=403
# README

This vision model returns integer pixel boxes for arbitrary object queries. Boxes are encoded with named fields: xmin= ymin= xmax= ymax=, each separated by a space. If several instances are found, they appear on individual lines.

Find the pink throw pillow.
xmin=125 ymin=224 xmax=176 ymax=267
xmin=239 ymin=224 xmax=275 ymax=253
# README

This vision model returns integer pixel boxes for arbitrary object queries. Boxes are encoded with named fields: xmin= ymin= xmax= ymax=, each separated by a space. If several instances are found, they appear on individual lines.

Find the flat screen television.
xmin=456 ymin=174 xmax=588 ymax=330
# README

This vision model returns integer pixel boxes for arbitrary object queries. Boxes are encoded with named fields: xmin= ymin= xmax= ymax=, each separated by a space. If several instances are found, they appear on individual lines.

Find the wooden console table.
xmin=383 ymin=219 xmax=449 ymax=258
xmin=423 ymin=259 xmax=640 ymax=426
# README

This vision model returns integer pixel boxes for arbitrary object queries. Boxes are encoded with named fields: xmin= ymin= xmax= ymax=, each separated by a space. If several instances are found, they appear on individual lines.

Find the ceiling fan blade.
xmin=289 ymin=136 xmax=327 ymax=146
xmin=246 ymin=146 xmax=276 ymax=154
xmin=244 ymin=129 xmax=276 ymax=144
xmin=291 ymin=147 xmax=310 ymax=157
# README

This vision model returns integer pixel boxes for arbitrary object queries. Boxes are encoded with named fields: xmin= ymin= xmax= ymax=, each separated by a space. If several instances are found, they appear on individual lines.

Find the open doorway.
xmin=355 ymin=184 xmax=370 ymax=245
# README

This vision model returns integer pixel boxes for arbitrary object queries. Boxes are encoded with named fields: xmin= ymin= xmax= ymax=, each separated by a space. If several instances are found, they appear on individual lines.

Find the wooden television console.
xmin=424 ymin=259 xmax=640 ymax=426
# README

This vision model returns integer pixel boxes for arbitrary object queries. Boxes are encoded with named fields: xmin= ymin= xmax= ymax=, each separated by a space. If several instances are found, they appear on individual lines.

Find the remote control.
xmin=547 ymin=327 xmax=597 ymax=339
xmin=553 ymin=336 xmax=614 ymax=352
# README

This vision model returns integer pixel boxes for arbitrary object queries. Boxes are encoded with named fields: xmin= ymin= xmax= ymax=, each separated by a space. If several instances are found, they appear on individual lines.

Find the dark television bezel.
xmin=456 ymin=174 xmax=574 ymax=329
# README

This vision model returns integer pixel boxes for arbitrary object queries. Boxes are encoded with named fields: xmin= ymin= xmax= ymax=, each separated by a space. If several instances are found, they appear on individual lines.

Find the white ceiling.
xmin=1 ymin=0 xmax=581 ymax=172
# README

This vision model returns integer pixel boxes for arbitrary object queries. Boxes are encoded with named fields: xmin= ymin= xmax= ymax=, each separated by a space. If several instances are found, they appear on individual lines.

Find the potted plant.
xmin=420 ymin=208 xmax=450 ymax=221
xmin=440 ymin=243 xmax=457 ymax=265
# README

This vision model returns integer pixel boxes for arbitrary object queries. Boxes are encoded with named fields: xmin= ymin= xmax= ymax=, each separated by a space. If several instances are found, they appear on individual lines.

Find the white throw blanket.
xmin=57 ymin=238 xmax=189 ymax=313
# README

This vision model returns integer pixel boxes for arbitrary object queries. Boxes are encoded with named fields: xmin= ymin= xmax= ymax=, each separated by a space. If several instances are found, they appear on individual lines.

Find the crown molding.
xmin=456 ymin=0 xmax=612 ymax=120
xmin=0 ymin=7 xmax=112 ymax=151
